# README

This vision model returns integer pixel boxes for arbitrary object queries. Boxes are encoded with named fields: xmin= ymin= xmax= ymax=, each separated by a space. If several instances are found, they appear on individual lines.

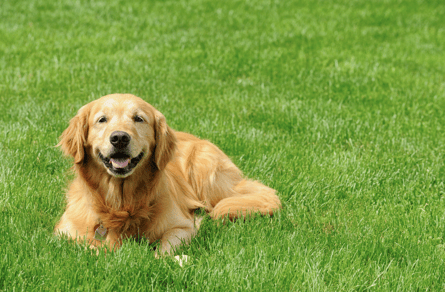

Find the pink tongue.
xmin=110 ymin=158 xmax=130 ymax=169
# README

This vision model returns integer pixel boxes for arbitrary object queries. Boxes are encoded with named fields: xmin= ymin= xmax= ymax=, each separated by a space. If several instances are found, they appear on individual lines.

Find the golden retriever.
xmin=55 ymin=94 xmax=281 ymax=254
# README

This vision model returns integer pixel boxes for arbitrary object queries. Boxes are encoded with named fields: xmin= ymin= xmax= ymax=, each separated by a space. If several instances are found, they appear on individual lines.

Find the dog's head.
xmin=58 ymin=94 xmax=176 ymax=178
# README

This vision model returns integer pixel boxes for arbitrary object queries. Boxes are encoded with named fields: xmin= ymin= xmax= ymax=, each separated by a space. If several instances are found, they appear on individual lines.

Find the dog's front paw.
xmin=174 ymin=255 xmax=190 ymax=267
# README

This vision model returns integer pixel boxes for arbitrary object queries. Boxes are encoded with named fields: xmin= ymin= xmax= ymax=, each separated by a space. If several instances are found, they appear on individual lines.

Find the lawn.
xmin=1 ymin=0 xmax=445 ymax=290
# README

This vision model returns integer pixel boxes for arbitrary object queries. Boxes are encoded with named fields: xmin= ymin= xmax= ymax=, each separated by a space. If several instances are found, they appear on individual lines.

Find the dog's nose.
xmin=110 ymin=131 xmax=131 ymax=149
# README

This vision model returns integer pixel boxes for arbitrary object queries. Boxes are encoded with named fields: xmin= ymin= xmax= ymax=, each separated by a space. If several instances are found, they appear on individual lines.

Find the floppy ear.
xmin=154 ymin=111 xmax=177 ymax=170
xmin=57 ymin=105 xmax=90 ymax=164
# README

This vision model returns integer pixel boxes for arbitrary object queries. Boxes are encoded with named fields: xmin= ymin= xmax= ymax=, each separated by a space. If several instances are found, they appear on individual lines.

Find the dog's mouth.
xmin=98 ymin=151 xmax=144 ymax=177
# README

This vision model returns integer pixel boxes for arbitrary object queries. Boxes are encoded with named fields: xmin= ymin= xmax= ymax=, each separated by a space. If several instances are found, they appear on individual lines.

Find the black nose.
xmin=110 ymin=131 xmax=131 ymax=149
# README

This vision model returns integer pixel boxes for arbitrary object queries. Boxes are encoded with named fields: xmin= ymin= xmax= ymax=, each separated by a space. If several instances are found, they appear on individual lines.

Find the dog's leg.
xmin=158 ymin=226 xmax=195 ymax=254
xmin=183 ymin=141 xmax=281 ymax=220
xmin=210 ymin=179 xmax=281 ymax=220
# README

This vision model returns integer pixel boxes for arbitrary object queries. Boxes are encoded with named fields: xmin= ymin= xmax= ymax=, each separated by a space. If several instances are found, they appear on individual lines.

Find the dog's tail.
xmin=209 ymin=179 xmax=281 ymax=220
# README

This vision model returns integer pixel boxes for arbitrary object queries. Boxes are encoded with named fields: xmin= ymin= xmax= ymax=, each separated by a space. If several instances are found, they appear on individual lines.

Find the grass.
xmin=1 ymin=0 xmax=445 ymax=290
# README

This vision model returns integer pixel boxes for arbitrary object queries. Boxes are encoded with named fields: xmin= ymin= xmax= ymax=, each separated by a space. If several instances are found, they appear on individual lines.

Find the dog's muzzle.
xmin=99 ymin=151 xmax=144 ymax=176
xmin=98 ymin=131 xmax=144 ymax=176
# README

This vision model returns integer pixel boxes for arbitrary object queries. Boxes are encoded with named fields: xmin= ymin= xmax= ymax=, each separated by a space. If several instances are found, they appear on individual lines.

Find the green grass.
xmin=1 ymin=0 xmax=445 ymax=290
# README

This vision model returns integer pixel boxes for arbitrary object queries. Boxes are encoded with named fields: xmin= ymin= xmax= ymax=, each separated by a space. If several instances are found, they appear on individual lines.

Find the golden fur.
xmin=55 ymin=94 xmax=281 ymax=253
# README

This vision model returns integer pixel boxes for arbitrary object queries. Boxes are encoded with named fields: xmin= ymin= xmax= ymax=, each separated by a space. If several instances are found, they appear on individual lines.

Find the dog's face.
xmin=88 ymin=96 xmax=155 ymax=177
xmin=58 ymin=94 xmax=177 ymax=178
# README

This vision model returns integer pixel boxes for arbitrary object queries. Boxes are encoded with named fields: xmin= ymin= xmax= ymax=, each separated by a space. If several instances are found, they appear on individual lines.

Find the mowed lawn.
xmin=1 ymin=0 xmax=445 ymax=290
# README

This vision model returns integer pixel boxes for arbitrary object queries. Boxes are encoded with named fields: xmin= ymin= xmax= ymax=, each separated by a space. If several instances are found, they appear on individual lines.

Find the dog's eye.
xmin=98 ymin=117 xmax=107 ymax=123
xmin=134 ymin=116 xmax=144 ymax=123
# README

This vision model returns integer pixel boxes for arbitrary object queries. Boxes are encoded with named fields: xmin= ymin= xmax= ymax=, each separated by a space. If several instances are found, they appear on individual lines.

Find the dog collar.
xmin=94 ymin=220 xmax=108 ymax=241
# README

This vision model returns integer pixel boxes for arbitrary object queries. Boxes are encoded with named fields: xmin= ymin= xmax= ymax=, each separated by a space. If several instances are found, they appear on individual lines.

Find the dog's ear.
xmin=57 ymin=105 xmax=90 ymax=164
xmin=154 ymin=111 xmax=177 ymax=170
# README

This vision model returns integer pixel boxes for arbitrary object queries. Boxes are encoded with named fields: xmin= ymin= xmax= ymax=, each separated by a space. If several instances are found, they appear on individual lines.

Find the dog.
xmin=54 ymin=94 xmax=281 ymax=254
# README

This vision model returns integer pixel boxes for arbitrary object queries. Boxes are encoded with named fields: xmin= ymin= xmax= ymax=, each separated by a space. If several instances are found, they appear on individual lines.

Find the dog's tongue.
xmin=110 ymin=158 xmax=130 ymax=169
